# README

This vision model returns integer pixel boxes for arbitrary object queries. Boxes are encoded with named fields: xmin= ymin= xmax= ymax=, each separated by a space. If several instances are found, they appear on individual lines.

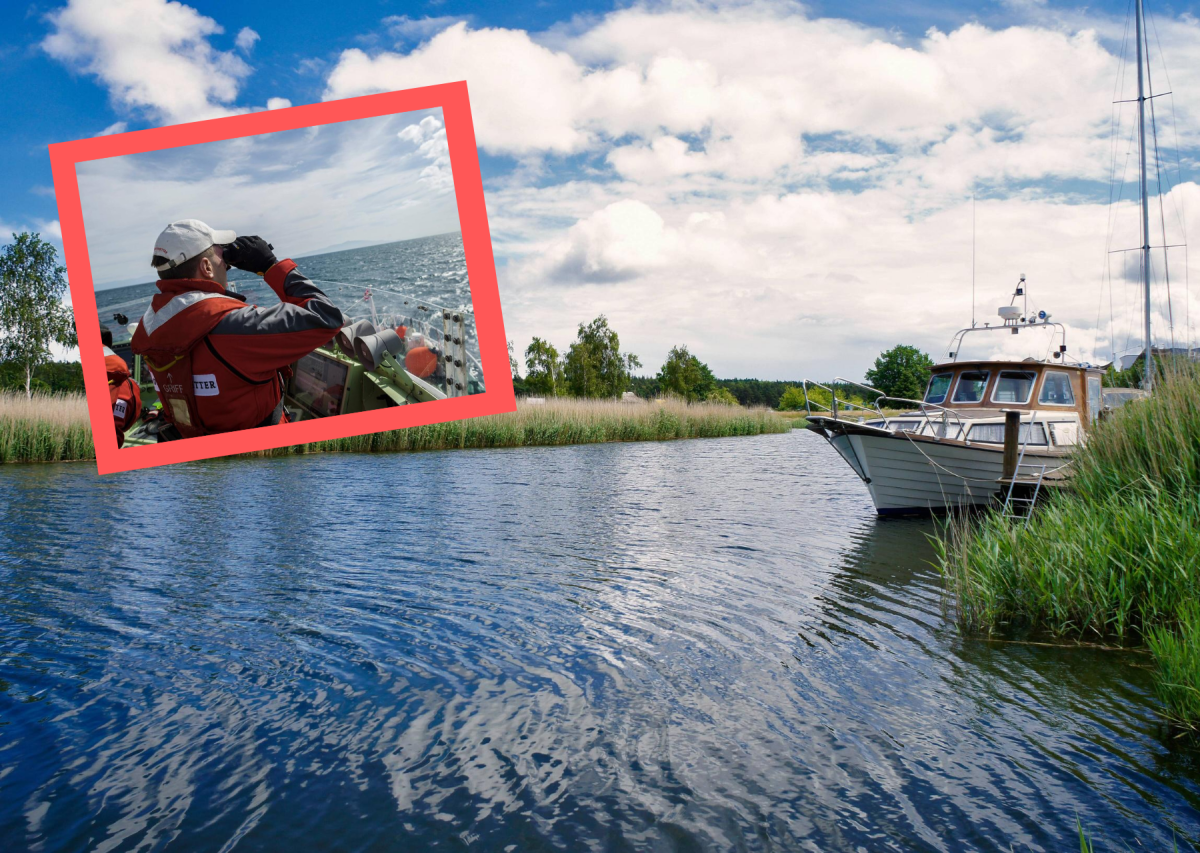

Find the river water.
xmin=1 ymin=431 xmax=1197 ymax=851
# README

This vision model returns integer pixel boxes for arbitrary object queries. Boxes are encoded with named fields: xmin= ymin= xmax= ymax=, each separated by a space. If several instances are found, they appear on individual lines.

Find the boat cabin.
xmin=921 ymin=359 xmax=1106 ymax=424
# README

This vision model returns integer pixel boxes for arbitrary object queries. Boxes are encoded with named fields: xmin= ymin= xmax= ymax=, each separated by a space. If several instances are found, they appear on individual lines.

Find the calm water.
xmin=1 ymin=431 xmax=1197 ymax=852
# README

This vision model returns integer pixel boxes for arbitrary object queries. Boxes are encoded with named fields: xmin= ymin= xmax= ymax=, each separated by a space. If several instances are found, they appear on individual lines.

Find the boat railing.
xmin=870 ymin=395 xmax=970 ymax=440
xmin=800 ymin=380 xmax=885 ymax=419
xmin=802 ymin=378 xmax=970 ymax=441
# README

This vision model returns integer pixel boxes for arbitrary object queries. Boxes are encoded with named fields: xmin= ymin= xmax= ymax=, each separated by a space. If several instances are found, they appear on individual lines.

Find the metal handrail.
xmin=865 ymin=395 xmax=970 ymax=441
xmin=800 ymin=379 xmax=884 ymax=419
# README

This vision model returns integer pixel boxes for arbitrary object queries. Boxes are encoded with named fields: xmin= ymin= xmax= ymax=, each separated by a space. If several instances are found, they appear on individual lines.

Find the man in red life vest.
xmin=102 ymin=326 xmax=141 ymax=448
xmin=131 ymin=219 xmax=346 ymax=438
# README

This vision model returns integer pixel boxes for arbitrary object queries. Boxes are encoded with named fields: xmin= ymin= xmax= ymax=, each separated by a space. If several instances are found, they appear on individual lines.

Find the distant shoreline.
xmin=0 ymin=393 xmax=791 ymax=465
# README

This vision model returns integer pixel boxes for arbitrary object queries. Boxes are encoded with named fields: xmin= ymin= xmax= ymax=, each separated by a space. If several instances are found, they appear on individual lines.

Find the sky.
xmin=4 ymin=0 xmax=1200 ymax=380
xmin=77 ymin=108 xmax=458 ymax=288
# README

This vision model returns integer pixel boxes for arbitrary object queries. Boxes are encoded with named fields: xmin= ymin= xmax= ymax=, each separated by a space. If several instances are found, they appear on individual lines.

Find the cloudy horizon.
xmin=4 ymin=0 xmax=1199 ymax=380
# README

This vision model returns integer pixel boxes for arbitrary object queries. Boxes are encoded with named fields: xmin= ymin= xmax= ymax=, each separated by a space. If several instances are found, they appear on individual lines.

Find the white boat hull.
xmin=815 ymin=422 xmax=1066 ymax=515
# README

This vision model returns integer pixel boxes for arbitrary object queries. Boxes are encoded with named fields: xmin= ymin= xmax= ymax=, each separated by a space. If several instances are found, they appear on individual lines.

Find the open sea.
xmin=94 ymin=232 xmax=479 ymax=373
xmin=1 ymin=430 xmax=1197 ymax=851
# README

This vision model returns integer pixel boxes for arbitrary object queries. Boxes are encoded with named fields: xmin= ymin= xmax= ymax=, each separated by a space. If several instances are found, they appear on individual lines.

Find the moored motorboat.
xmin=804 ymin=283 xmax=1110 ymax=514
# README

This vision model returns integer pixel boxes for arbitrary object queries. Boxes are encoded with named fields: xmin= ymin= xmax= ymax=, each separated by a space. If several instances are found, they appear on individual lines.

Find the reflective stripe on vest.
xmin=140 ymin=291 xmax=231 ymax=336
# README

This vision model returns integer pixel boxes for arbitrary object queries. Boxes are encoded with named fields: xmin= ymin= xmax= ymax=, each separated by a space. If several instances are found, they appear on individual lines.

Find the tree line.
xmin=6 ymin=229 xmax=1040 ymax=408
xmin=510 ymin=315 xmax=739 ymax=405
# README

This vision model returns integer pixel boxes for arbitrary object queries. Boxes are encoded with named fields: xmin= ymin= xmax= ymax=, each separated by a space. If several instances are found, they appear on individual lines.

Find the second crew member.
xmin=102 ymin=326 xmax=141 ymax=447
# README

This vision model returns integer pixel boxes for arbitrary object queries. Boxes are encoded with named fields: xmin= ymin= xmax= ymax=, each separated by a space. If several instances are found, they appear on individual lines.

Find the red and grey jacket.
xmin=104 ymin=346 xmax=142 ymax=447
xmin=130 ymin=260 xmax=346 ymax=437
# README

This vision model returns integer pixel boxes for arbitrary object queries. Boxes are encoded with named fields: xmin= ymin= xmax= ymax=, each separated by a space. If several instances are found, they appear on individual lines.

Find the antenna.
xmin=972 ymin=192 xmax=977 ymax=327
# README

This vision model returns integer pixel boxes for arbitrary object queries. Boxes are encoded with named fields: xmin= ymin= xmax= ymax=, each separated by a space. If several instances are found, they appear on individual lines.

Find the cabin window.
xmin=966 ymin=422 xmax=1048 ymax=445
xmin=1087 ymin=376 xmax=1102 ymax=422
xmin=951 ymin=370 xmax=990 ymax=404
xmin=990 ymin=371 xmax=1037 ymax=404
xmin=1038 ymin=371 xmax=1076 ymax=406
xmin=924 ymin=373 xmax=953 ymax=404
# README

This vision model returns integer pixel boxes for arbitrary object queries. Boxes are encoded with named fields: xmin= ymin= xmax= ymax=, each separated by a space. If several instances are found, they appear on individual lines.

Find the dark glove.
xmin=223 ymin=236 xmax=276 ymax=276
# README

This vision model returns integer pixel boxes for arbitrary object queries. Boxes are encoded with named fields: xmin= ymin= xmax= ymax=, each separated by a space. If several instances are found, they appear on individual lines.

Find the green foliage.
xmin=0 ymin=233 xmax=78 ymax=398
xmin=507 ymin=339 xmax=528 ymax=395
xmin=864 ymin=344 xmax=934 ymax=401
xmin=716 ymin=379 xmax=801 ymax=408
xmin=1103 ymin=352 xmax=1192 ymax=389
xmin=562 ymin=315 xmax=639 ymax=398
xmin=657 ymin=345 xmax=715 ymax=402
xmin=778 ymin=384 xmax=868 ymax=412
xmin=778 ymin=386 xmax=808 ymax=411
xmin=0 ymin=360 xmax=84 ymax=394
xmin=627 ymin=375 xmax=661 ymax=400
xmin=524 ymin=336 xmax=563 ymax=397
xmin=705 ymin=387 xmax=739 ymax=406
xmin=939 ymin=367 xmax=1200 ymax=727
xmin=1147 ymin=601 xmax=1200 ymax=728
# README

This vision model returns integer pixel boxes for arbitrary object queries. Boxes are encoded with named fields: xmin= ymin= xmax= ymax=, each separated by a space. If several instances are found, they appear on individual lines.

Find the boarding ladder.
xmin=1001 ymin=416 xmax=1047 ymax=527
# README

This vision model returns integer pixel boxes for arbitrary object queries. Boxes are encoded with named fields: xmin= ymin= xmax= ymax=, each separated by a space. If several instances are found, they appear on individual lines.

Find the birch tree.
xmin=0 ymin=233 xmax=77 ymax=398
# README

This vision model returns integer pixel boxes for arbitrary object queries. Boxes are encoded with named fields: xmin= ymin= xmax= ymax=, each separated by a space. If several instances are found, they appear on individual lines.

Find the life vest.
xmin=104 ymin=346 xmax=142 ymax=447
xmin=129 ymin=282 xmax=249 ymax=439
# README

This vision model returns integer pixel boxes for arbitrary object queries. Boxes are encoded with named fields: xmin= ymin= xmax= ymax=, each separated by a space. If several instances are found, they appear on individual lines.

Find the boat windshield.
xmin=991 ymin=371 xmax=1036 ymax=404
xmin=924 ymin=372 xmax=953 ymax=404
xmin=1038 ymin=371 xmax=1075 ymax=406
xmin=951 ymin=370 xmax=990 ymax=404
xmin=1087 ymin=375 xmax=1102 ymax=422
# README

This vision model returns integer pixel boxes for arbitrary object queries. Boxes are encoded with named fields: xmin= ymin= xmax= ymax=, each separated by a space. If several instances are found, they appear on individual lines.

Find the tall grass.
xmin=0 ymin=391 xmax=94 ymax=462
xmin=939 ymin=364 xmax=1200 ymax=727
xmin=0 ymin=394 xmax=789 ymax=464
xmin=260 ymin=397 xmax=789 ymax=456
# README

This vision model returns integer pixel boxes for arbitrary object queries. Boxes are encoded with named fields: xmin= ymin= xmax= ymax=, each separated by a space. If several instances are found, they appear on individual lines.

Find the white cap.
xmin=151 ymin=219 xmax=237 ymax=269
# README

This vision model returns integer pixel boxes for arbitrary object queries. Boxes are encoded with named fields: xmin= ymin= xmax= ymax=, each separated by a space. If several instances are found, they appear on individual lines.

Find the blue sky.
xmin=5 ymin=0 xmax=1200 ymax=378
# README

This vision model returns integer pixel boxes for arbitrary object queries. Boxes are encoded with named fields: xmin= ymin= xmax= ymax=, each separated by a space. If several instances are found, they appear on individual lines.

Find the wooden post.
xmin=1002 ymin=410 xmax=1020 ymax=480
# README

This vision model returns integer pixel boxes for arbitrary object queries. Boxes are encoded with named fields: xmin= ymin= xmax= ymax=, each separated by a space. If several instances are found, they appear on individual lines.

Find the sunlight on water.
xmin=0 ymin=431 xmax=1197 ymax=851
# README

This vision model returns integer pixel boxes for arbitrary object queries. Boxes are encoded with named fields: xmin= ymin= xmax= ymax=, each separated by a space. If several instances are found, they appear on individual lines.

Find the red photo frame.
xmin=48 ymin=82 xmax=514 ymax=475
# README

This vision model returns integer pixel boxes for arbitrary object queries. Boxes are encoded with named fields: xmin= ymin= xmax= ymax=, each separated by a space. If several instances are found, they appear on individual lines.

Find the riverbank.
xmin=939 ymin=367 xmax=1200 ymax=728
xmin=0 ymin=393 xmax=791 ymax=463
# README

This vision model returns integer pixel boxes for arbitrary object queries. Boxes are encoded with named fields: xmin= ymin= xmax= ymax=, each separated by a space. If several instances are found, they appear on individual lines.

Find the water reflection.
xmin=0 ymin=433 xmax=1197 ymax=852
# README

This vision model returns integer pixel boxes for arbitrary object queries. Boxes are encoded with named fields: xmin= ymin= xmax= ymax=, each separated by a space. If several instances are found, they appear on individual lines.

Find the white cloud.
xmin=325 ymin=23 xmax=589 ymax=155
xmin=235 ymin=26 xmax=260 ymax=52
xmin=97 ymin=121 xmax=127 ymax=136
xmin=397 ymin=116 xmax=452 ymax=189
xmin=266 ymin=97 xmax=291 ymax=110
xmin=75 ymin=110 xmax=461 ymax=287
xmin=535 ymin=200 xmax=675 ymax=283
xmin=321 ymin=3 xmax=1200 ymax=378
xmin=384 ymin=15 xmax=470 ymax=42
xmin=42 ymin=0 xmax=252 ymax=124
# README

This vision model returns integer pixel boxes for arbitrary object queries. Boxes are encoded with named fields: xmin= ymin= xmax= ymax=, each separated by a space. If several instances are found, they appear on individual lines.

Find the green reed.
xmin=939 ymin=363 xmax=1200 ymax=728
xmin=258 ymin=398 xmax=789 ymax=456
xmin=0 ymin=395 xmax=789 ymax=464
xmin=0 ymin=391 xmax=94 ymax=463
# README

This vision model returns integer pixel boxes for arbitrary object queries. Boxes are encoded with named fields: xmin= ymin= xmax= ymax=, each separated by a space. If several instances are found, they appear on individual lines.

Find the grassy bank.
xmin=0 ymin=392 xmax=93 ymax=462
xmin=939 ymin=368 xmax=1200 ymax=727
xmin=0 ymin=394 xmax=790 ymax=464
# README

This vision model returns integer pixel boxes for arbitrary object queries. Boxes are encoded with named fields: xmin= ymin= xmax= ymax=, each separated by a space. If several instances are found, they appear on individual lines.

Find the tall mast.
xmin=1137 ymin=0 xmax=1153 ymax=391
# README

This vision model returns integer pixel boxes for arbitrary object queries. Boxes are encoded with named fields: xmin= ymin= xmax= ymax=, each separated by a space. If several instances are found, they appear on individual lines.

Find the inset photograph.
xmin=50 ymin=84 xmax=509 ymax=473
xmin=86 ymin=110 xmax=481 ymax=448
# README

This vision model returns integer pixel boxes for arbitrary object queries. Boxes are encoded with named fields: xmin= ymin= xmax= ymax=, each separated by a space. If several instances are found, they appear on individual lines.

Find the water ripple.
xmin=0 ymin=432 xmax=1197 ymax=851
